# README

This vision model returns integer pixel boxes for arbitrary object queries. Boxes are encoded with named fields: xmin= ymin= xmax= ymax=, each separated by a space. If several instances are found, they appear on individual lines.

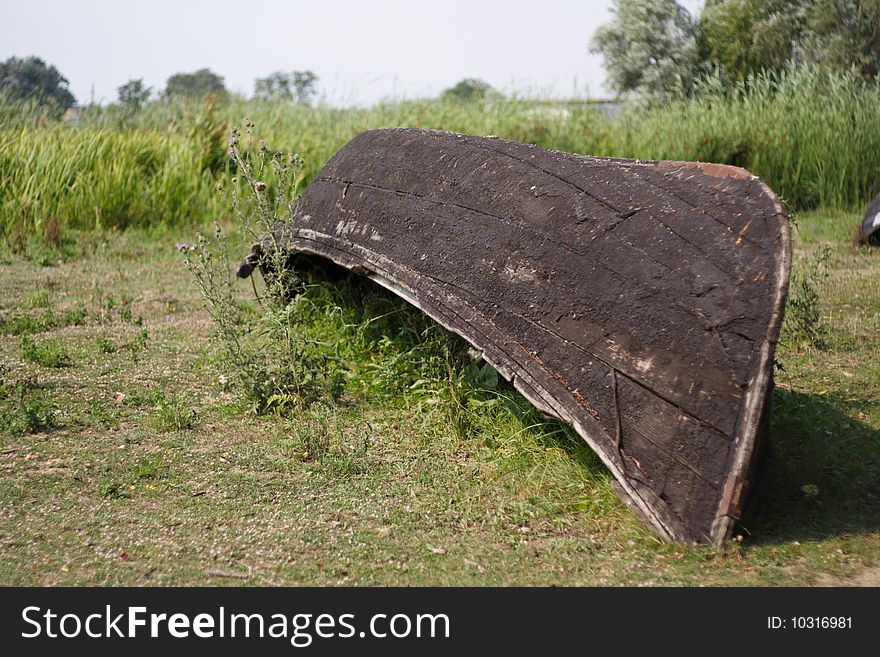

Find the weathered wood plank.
xmin=257 ymin=128 xmax=791 ymax=545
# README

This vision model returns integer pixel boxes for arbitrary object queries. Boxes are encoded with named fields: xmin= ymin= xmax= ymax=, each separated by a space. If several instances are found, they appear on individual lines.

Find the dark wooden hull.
xmin=268 ymin=128 xmax=791 ymax=545
xmin=857 ymin=193 xmax=880 ymax=246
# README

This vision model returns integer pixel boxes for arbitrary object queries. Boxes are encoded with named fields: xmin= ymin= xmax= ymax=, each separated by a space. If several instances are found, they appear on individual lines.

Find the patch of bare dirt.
xmin=815 ymin=565 xmax=880 ymax=587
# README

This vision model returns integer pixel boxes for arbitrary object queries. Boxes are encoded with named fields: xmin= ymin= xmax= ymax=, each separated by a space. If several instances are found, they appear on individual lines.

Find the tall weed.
xmin=181 ymin=121 xmax=342 ymax=414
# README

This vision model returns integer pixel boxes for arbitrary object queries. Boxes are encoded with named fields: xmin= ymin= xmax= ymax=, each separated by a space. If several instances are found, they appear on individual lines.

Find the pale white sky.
xmin=0 ymin=0 xmax=704 ymax=106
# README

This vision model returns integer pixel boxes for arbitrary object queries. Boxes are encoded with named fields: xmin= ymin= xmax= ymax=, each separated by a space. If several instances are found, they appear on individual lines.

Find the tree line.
xmin=0 ymin=55 xmax=500 ymax=112
xmin=5 ymin=0 xmax=877 ymax=111
xmin=592 ymin=0 xmax=880 ymax=99
xmin=0 ymin=58 xmax=322 ymax=112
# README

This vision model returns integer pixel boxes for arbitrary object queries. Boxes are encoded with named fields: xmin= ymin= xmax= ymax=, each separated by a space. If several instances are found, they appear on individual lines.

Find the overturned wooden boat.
xmin=244 ymin=128 xmax=791 ymax=545
xmin=856 ymin=192 xmax=880 ymax=246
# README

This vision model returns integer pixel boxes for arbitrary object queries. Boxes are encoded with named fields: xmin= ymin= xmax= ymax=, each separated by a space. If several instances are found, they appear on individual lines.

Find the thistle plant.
xmin=223 ymin=117 xmax=306 ymax=306
xmin=180 ymin=118 xmax=341 ymax=414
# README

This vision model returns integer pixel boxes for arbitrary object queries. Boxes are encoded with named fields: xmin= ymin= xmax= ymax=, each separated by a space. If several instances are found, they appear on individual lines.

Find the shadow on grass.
xmin=744 ymin=387 xmax=880 ymax=544
xmin=299 ymin=265 xmax=878 ymax=544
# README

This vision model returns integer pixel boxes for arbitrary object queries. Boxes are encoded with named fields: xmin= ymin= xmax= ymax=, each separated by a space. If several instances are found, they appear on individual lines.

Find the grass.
xmin=0 ymin=306 xmax=86 ymax=336
xmin=602 ymin=66 xmax=880 ymax=211
xmin=19 ymin=335 xmax=72 ymax=368
xmin=151 ymin=392 xmax=198 ymax=433
xmin=0 ymin=209 xmax=878 ymax=586
xmin=3 ymin=67 xmax=879 ymax=243
xmin=0 ymin=123 xmax=224 ymax=237
xmin=0 ymin=377 xmax=59 ymax=435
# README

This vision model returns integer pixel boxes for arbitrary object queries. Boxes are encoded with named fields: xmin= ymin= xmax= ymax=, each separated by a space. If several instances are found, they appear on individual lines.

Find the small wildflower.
xmin=176 ymin=242 xmax=188 ymax=252
xmin=213 ymin=220 xmax=220 ymax=227
xmin=226 ymin=136 xmax=234 ymax=144
xmin=218 ymin=374 xmax=228 ymax=387
xmin=227 ymin=148 xmax=234 ymax=156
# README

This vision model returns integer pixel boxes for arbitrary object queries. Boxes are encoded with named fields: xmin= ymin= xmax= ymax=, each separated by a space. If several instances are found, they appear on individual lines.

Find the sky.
xmin=0 ymin=0 xmax=704 ymax=106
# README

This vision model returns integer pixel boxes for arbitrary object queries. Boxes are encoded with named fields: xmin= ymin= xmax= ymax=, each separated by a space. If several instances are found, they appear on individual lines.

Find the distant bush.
xmin=441 ymin=78 xmax=496 ymax=102
xmin=164 ymin=68 xmax=227 ymax=100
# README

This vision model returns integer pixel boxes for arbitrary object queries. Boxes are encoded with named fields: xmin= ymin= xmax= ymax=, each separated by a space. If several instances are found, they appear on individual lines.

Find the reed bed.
xmin=0 ymin=125 xmax=222 ymax=235
xmin=2 ymin=66 xmax=878 ymax=238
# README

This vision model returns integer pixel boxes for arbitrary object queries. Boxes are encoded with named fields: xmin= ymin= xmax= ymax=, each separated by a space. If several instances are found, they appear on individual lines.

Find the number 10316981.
xmin=768 ymin=616 xmax=852 ymax=629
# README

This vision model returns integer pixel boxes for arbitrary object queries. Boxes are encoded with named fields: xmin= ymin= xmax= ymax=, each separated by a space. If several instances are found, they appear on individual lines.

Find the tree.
xmin=700 ymin=0 xmax=801 ymax=81
xmin=441 ymin=78 xmax=495 ymax=102
xmin=254 ymin=70 xmax=318 ymax=104
xmin=591 ymin=0 xmax=702 ymax=99
xmin=164 ymin=68 xmax=227 ymax=99
xmin=254 ymin=71 xmax=293 ymax=101
xmin=292 ymin=70 xmax=318 ymax=104
xmin=701 ymin=0 xmax=880 ymax=81
xmin=801 ymin=0 xmax=880 ymax=80
xmin=0 ymin=55 xmax=75 ymax=109
xmin=117 ymin=78 xmax=152 ymax=111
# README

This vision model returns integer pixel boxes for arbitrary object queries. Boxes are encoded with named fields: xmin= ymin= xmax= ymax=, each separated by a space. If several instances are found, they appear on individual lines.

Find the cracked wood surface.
xmin=269 ymin=128 xmax=791 ymax=544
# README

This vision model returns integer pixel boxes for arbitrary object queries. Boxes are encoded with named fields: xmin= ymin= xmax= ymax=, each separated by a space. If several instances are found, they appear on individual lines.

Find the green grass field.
xmin=1 ymin=207 xmax=878 ymax=586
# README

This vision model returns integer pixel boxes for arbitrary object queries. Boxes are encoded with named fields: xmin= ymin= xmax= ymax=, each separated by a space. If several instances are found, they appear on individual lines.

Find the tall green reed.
xmin=2 ymin=65 xmax=878 ymax=241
